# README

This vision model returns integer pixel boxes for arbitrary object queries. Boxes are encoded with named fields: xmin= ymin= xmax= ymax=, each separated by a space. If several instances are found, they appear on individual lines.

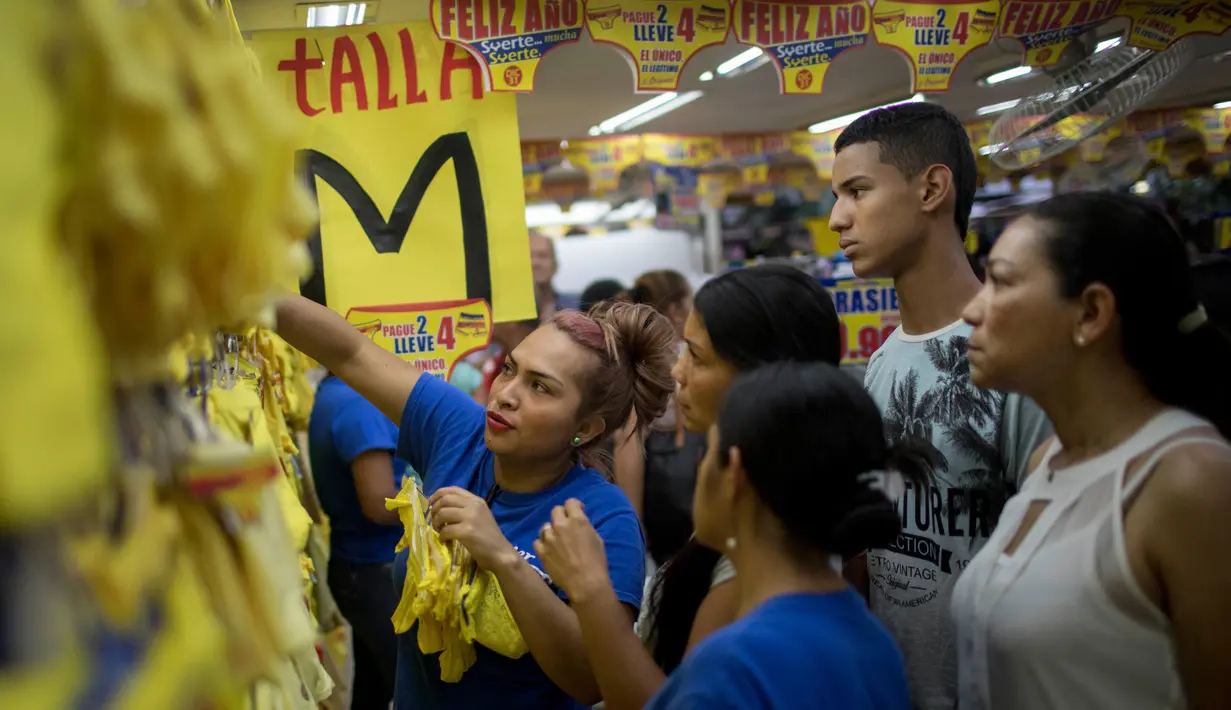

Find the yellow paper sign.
xmin=824 ymin=278 xmax=901 ymax=365
xmin=566 ymin=135 xmax=646 ymax=193
xmin=431 ymin=0 xmax=585 ymax=92
xmin=586 ymin=0 xmax=733 ymax=91
xmin=643 ymin=134 xmax=716 ymax=165
xmin=871 ymin=0 xmax=999 ymax=91
xmin=1118 ymin=0 xmax=1231 ymax=51
xmin=733 ymin=0 xmax=873 ymax=95
xmin=996 ymin=0 xmax=1122 ymax=66
xmin=792 ymin=129 xmax=841 ymax=178
xmin=249 ymin=24 xmax=535 ymax=328
xmin=346 ymin=299 xmax=493 ymax=378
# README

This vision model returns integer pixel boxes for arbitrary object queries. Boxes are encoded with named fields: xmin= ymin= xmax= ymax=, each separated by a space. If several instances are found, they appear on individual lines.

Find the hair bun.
xmin=592 ymin=301 xmax=677 ymax=429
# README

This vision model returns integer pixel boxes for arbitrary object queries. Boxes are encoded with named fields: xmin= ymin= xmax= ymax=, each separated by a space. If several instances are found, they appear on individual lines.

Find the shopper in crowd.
xmin=579 ymin=278 xmax=629 ymax=314
xmin=474 ymin=316 xmax=540 ymax=404
xmin=275 ymin=294 xmax=677 ymax=710
xmin=531 ymin=232 xmax=580 ymax=320
xmin=533 ymin=264 xmax=841 ymax=710
xmin=829 ymin=102 xmax=1053 ymax=710
xmin=307 ymin=374 xmax=408 ymax=710
xmin=952 ymin=192 xmax=1231 ymax=709
xmin=619 ymin=269 xmax=694 ymax=525
xmin=633 ymin=362 xmax=912 ymax=709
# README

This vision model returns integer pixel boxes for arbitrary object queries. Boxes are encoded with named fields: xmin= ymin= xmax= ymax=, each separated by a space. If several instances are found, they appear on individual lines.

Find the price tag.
xmin=732 ymin=0 xmax=872 ymax=95
xmin=825 ymin=279 xmax=900 ymax=365
xmin=586 ymin=0 xmax=732 ymax=92
xmin=995 ymin=0 xmax=1121 ymax=66
xmin=1117 ymin=0 xmax=1231 ymax=52
xmin=346 ymin=299 xmax=493 ymax=378
xmin=431 ymin=0 xmax=585 ymax=91
xmin=871 ymin=0 xmax=999 ymax=91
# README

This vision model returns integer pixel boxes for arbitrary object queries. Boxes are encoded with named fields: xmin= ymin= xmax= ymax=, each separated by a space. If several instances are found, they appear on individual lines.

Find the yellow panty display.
xmin=387 ymin=479 xmax=528 ymax=682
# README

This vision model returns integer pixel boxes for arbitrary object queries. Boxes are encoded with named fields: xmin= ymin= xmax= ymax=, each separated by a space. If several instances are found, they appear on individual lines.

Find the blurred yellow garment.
xmin=387 ymin=479 xmax=528 ymax=682
xmin=0 ymin=0 xmax=108 ymax=529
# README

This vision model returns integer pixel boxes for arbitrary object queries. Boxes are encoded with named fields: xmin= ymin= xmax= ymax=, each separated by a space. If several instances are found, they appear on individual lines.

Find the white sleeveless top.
xmin=951 ymin=409 xmax=1228 ymax=710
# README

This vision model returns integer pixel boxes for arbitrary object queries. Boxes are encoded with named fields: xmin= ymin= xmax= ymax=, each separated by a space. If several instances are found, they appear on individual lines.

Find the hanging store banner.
xmin=792 ymin=129 xmax=842 ymax=179
xmin=824 ymin=278 xmax=901 ymax=366
xmin=870 ymin=0 xmax=999 ymax=91
xmin=732 ymin=0 xmax=873 ymax=95
xmin=250 ymin=23 xmax=533 ymax=377
xmin=430 ymin=0 xmax=585 ymax=92
xmin=585 ymin=0 xmax=733 ymax=92
xmin=566 ymin=135 xmax=646 ymax=193
xmin=994 ymin=0 xmax=1121 ymax=66
xmin=1116 ymin=0 xmax=1231 ymax=52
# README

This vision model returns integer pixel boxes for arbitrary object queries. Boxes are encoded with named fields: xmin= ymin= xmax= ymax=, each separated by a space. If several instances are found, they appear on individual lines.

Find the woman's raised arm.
xmin=275 ymin=294 xmax=421 ymax=422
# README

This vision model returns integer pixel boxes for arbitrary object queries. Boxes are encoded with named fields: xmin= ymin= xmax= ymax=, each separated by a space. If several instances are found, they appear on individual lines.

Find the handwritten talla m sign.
xmin=250 ymin=23 xmax=534 ymax=376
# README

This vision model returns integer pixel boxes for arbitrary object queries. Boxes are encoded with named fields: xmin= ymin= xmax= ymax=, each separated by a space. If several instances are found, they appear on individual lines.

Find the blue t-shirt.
xmin=308 ymin=376 xmax=406 ymax=564
xmin=645 ymin=589 xmax=910 ymax=710
xmin=393 ymin=374 xmax=645 ymax=710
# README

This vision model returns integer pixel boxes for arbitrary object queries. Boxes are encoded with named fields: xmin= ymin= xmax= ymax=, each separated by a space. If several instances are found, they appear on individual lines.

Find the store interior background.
xmin=233 ymin=0 xmax=1231 ymax=292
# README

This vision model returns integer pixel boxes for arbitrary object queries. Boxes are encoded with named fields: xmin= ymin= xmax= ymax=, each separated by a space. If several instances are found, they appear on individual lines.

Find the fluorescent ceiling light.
xmin=1214 ymin=99 xmax=1231 ymax=109
xmin=985 ymin=65 xmax=1032 ymax=85
xmin=717 ymin=48 xmax=764 ymax=75
xmin=1096 ymin=37 xmax=1121 ymax=52
xmin=595 ymin=91 xmax=703 ymax=134
xmin=977 ymin=99 xmax=1021 ymax=116
xmin=808 ymin=94 xmax=925 ymax=134
xmin=305 ymin=3 xmax=367 ymax=27
xmin=699 ymin=71 xmax=715 ymax=82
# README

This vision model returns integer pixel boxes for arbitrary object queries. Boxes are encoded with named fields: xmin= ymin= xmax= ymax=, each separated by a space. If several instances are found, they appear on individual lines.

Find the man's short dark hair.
xmin=834 ymin=102 xmax=977 ymax=238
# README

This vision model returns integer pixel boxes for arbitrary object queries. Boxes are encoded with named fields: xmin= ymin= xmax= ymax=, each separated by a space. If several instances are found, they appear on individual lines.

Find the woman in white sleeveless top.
xmin=951 ymin=192 xmax=1231 ymax=709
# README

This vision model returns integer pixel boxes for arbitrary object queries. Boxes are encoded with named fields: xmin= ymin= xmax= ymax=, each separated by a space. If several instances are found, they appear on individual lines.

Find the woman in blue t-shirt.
xmin=547 ymin=362 xmax=914 ymax=709
xmin=533 ymin=265 xmax=844 ymax=710
xmin=274 ymin=294 xmax=677 ymax=710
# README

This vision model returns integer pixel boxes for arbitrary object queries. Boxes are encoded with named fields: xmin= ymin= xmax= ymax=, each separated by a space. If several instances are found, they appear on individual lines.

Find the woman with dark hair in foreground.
xmin=529 ymin=264 xmax=845 ymax=710
xmin=540 ymin=362 xmax=912 ymax=709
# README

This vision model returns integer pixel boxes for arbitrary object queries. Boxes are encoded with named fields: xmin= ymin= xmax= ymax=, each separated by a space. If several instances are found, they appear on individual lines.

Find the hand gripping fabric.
xmin=386 ymin=478 xmax=528 ymax=682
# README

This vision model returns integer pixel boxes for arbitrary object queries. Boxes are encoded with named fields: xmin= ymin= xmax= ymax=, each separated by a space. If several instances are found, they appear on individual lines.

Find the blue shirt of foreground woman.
xmin=539 ymin=362 xmax=914 ymax=710
xmin=273 ymin=295 xmax=679 ymax=710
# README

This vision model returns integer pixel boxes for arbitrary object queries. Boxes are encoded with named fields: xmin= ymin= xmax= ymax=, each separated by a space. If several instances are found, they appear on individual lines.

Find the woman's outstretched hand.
xmin=535 ymin=499 xmax=612 ymax=604
xmin=429 ymin=486 xmax=519 ymax=572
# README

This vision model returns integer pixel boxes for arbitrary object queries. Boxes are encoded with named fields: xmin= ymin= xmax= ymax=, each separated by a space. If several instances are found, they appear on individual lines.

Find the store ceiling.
xmin=233 ymin=0 xmax=1231 ymax=141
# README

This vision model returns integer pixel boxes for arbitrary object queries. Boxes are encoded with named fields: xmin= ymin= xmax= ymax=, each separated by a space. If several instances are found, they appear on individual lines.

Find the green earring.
xmin=571 ymin=436 xmax=582 ymax=447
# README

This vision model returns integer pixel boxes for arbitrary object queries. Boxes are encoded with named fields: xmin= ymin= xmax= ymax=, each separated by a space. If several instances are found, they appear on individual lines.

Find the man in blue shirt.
xmin=308 ymin=375 xmax=407 ymax=710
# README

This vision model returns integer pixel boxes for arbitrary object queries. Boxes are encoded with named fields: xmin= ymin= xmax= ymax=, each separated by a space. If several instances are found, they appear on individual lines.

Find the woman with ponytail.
xmin=533 ymin=264 xmax=844 ymax=710
xmin=952 ymin=192 xmax=1231 ymax=709
xmin=273 ymin=295 xmax=677 ymax=710
xmin=643 ymin=362 xmax=912 ymax=709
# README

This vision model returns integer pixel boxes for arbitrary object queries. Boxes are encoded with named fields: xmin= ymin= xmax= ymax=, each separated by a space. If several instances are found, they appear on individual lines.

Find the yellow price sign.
xmin=995 ymin=0 xmax=1121 ymax=66
xmin=346 ymin=299 xmax=493 ymax=378
xmin=871 ymin=0 xmax=999 ymax=91
xmin=733 ymin=0 xmax=873 ymax=95
xmin=824 ymin=278 xmax=901 ymax=365
xmin=431 ymin=0 xmax=585 ymax=92
xmin=1117 ymin=0 xmax=1231 ymax=52
xmin=586 ymin=0 xmax=732 ymax=91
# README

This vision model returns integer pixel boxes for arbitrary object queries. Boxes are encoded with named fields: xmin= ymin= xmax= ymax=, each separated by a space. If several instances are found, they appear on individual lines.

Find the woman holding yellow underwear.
xmin=274 ymin=294 xmax=675 ymax=710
